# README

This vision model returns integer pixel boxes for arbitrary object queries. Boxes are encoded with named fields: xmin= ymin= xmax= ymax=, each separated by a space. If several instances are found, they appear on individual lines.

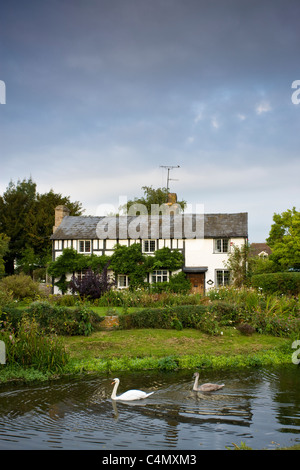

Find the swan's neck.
xmin=111 ymin=380 xmax=119 ymax=399
xmin=193 ymin=375 xmax=199 ymax=391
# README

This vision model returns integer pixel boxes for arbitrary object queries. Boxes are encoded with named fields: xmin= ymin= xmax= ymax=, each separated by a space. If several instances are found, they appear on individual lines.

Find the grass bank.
xmin=61 ymin=327 xmax=292 ymax=375
xmin=0 ymin=327 xmax=294 ymax=383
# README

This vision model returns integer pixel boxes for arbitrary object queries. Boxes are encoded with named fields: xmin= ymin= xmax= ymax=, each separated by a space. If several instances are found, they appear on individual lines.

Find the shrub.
xmin=0 ymin=305 xmax=23 ymax=330
xmin=119 ymin=305 xmax=208 ymax=330
xmin=236 ymin=323 xmax=256 ymax=336
xmin=0 ymin=273 xmax=41 ymax=301
xmin=207 ymin=301 xmax=240 ymax=325
xmin=196 ymin=311 xmax=221 ymax=335
xmin=149 ymin=272 xmax=192 ymax=294
xmin=69 ymin=265 xmax=112 ymax=300
xmin=251 ymin=272 xmax=300 ymax=296
xmin=25 ymin=301 xmax=100 ymax=336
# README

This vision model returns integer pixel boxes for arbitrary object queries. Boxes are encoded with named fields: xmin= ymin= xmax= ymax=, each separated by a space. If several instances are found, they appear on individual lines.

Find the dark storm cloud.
xmin=0 ymin=0 xmax=299 ymax=240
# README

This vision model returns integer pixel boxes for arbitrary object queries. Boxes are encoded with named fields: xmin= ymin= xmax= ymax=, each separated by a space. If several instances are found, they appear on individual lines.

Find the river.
xmin=0 ymin=366 xmax=300 ymax=450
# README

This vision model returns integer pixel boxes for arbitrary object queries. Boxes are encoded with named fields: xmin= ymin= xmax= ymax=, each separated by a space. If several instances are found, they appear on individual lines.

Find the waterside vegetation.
xmin=0 ymin=276 xmax=299 ymax=383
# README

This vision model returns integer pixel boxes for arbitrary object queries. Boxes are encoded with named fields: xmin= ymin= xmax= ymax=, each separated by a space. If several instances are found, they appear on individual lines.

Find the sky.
xmin=0 ymin=0 xmax=299 ymax=242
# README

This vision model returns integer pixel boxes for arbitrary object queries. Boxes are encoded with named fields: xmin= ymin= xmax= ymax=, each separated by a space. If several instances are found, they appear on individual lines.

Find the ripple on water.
xmin=0 ymin=368 xmax=300 ymax=449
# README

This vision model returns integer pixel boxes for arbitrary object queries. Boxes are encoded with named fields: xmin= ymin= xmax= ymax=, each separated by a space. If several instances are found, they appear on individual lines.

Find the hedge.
xmin=118 ymin=302 xmax=239 ymax=332
xmin=251 ymin=272 xmax=300 ymax=296
xmin=1 ymin=301 xmax=102 ymax=336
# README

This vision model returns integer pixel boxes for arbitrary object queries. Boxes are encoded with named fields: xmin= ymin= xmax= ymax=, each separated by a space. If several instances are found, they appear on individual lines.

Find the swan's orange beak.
xmin=111 ymin=380 xmax=116 ymax=384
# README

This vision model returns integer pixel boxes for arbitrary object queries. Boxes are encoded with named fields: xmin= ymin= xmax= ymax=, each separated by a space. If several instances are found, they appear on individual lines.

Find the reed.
xmin=1 ymin=315 xmax=69 ymax=372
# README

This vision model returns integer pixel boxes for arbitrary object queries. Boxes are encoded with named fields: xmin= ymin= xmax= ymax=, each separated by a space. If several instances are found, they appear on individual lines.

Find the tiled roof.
xmin=50 ymin=212 xmax=248 ymax=240
xmin=250 ymin=243 xmax=272 ymax=256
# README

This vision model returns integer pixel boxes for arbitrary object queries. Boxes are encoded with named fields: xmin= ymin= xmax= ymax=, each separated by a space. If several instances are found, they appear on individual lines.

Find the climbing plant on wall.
xmin=48 ymin=244 xmax=185 ymax=293
xmin=47 ymin=248 xmax=111 ymax=293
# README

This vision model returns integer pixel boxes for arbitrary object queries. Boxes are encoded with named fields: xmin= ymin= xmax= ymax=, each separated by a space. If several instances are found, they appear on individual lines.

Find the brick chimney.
xmin=161 ymin=193 xmax=181 ymax=215
xmin=53 ymin=205 xmax=70 ymax=233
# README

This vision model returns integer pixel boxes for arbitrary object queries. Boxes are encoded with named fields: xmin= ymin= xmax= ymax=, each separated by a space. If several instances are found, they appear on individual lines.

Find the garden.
xmin=0 ymin=270 xmax=299 ymax=383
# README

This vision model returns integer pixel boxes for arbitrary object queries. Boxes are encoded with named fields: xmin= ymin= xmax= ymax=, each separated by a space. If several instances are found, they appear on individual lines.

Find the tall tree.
xmin=121 ymin=186 xmax=186 ymax=214
xmin=266 ymin=207 xmax=300 ymax=269
xmin=0 ymin=178 xmax=83 ymax=274
xmin=25 ymin=189 xmax=82 ymax=263
xmin=0 ymin=178 xmax=37 ymax=274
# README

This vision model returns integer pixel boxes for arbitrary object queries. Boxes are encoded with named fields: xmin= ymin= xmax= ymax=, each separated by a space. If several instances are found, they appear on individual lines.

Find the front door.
xmin=186 ymin=272 xmax=205 ymax=294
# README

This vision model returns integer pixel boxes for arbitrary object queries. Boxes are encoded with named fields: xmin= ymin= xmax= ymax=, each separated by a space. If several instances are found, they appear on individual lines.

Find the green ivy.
xmin=47 ymin=244 xmax=185 ymax=292
xmin=110 ymin=243 xmax=184 ymax=289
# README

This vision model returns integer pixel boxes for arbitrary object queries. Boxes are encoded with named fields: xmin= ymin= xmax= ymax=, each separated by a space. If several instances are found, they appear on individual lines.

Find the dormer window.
xmin=78 ymin=240 xmax=91 ymax=253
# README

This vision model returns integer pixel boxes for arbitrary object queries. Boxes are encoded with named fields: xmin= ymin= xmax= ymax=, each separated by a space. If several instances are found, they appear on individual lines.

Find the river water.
xmin=0 ymin=366 xmax=300 ymax=450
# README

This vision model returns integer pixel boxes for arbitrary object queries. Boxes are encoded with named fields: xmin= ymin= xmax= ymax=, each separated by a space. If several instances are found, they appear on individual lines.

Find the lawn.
xmin=63 ymin=327 xmax=289 ymax=362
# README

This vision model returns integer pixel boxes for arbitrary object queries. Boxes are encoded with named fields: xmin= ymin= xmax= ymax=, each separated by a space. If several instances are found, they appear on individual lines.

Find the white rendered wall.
xmin=184 ymin=238 xmax=246 ymax=289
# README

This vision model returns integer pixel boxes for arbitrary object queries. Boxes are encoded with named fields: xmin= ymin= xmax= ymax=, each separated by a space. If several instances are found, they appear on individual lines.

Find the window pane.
xmin=149 ymin=240 xmax=156 ymax=252
xmin=216 ymin=270 xmax=223 ymax=286
xmin=222 ymin=239 xmax=229 ymax=253
xmin=118 ymin=275 xmax=127 ymax=287
xmin=151 ymin=270 xmax=169 ymax=283
xmin=223 ymin=270 xmax=230 ymax=285
xmin=143 ymin=240 xmax=156 ymax=252
xmin=85 ymin=240 xmax=91 ymax=252
xmin=216 ymin=270 xmax=230 ymax=286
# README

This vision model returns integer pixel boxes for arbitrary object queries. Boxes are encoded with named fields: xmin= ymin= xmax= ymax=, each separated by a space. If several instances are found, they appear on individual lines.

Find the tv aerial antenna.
xmin=160 ymin=165 xmax=180 ymax=195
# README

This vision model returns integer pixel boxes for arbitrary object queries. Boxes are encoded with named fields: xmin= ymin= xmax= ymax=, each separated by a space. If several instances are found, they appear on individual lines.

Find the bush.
xmin=69 ymin=265 xmax=112 ymax=299
xmin=251 ymin=272 xmax=300 ymax=296
xmin=0 ymin=305 xmax=23 ymax=330
xmin=25 ymin=301 xmax=100 ymax=336
xmin=236 ymin=323 xmax=256 ymax=336
xmin=207 ymin=301 xmax=240 ymax=325
xmin=0 ymin=273 xmax=41 ymax=301
xmin=119 ymin=305 xmax=208 ymax=330
xmin=149 ymin=272 xmax=192 ymax=294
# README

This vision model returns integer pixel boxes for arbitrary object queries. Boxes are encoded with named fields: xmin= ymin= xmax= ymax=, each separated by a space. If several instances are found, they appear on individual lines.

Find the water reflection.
xmin=0 ymin=367 xmax=300 ymax=449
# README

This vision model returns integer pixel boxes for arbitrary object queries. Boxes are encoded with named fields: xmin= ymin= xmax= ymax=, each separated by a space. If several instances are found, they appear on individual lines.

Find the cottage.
xmin=50 ymin=204 xmax=248 ymax=294
xmin=250 ymin=243 xmax=272 ymax=258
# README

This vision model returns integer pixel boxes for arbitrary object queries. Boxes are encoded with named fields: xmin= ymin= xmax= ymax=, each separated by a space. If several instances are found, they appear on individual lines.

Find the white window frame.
xmin=214 ymin=238 xmax=230 ymax=253
xmin=143 ymin=239 xmax=156 ymax=253
xmin=151 ymin=269 xmax=169 ymax=283
xmin=216 ymin=269 xmax=230 ymax=287
xmin=78 ymin=240 xmax=91 ymax=253
xmin=117 ymin=274 xmax=129 ymax=289
xmin=77 ymin=269 xmax=88 ymax=281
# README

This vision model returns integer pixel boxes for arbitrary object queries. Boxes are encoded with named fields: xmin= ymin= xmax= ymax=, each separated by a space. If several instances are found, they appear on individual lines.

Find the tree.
xmin=266 ymin=207 xmax=300 ymax=270
xmin=24 ymin=189 xmax=82 ymax=263
xmin=0 ymin=178 xmax=37 ymax=274
xmin=225 ymin=243 xmax=250 ymax=287
xmin=0 ymin=179 xmax=83 ymax=274
xmin=121 ymin=186 xmax=186 ymax=214
xmin=0 ymin=233 xmax=10 ymax=278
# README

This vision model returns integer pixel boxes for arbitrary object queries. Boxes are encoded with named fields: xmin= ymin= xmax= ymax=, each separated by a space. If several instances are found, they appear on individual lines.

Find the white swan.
xmin=193 ymin=372 xmax=225 ymax=392
xmin=111 ymin=378 xmax=154 ymax=401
